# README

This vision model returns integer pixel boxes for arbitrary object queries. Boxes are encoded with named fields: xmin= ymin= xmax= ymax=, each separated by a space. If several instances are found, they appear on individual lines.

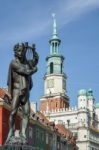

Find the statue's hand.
xmin=25 ymin=66 xmax=37 ymax=75
xmin=28 ymin=60 xmax=33 ymax=69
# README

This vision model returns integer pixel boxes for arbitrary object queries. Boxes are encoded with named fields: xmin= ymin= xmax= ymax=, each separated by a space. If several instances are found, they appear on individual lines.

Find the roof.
xmin=87 ymin=89 xmax=94 ymax=99
xmin=0 ymin=88 xmax=11 ymax=99
xmin=78 ymin=89 xmax=94 ymax=100
xmin=36 ymin=111 xmax=50 ymax=124
xmin=55 ymin=124 xmax=76 ymax=145
xmin=78 ymin=89 xmax=87 ymax=96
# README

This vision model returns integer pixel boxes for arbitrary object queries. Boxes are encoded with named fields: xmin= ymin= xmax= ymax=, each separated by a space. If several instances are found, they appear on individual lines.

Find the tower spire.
xmin=50 ymin=14 xmax=61 ymax=55
xmin=40 ymin=14 xmax=69 ymax=114
xmin=52 ymin=13 xmax=58 ymax=39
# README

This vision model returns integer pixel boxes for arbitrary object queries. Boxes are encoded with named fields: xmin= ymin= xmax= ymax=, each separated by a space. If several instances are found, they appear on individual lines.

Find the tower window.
xmin=55 ymin=43 xmax=57 ymax=53
xmin=52 ymin=43 xmax=54 ymax=53
xmin=50 ymin=62 xmax=53 ymax=74
xmin=61 ymin=63 xmax=62 ymax=73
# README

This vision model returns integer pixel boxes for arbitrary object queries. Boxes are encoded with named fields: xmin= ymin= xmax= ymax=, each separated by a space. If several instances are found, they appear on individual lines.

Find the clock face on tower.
xmin=47 ymin=79 xmax=54 ymax=88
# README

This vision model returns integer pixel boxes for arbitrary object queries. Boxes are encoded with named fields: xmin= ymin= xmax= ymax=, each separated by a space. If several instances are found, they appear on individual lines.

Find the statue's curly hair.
xmin=13 ymin=43 xmax=25 ymax=57
xmin=13 ymin=43 xmax=19 ymax=52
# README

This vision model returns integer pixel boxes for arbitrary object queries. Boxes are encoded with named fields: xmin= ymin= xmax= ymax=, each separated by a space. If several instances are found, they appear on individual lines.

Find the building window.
xmin=41 ymin=131 xmax=44 ymax=142
xmin=55 ymin=42 xmax=57 ymax=53
xmin=29 ymin=127 xmax=33 ymax=138
xmin=84 ymin=135 xmax=86 ymax=138
xmin=61 ymin=63 xmax=62 ymax=73
xmin=36 ymin=128 xmax=39 ymax=139
xmin=50 ymin=62 xmax=53 ymax=74
xmin=46 ymin=133 xmax=49 ymax=144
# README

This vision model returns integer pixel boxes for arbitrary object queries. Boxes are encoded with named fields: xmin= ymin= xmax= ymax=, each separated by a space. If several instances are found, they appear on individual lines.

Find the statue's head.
xmin=14 ymin=43 xmax=25 ymax=59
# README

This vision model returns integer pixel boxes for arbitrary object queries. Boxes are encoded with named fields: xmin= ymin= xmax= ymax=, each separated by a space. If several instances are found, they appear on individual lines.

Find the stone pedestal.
xmin=0 ymin=145 xmax=38 ymax=150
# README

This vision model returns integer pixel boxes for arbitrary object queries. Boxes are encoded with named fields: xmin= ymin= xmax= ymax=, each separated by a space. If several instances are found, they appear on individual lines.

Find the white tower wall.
xmin=95 ymin=106 xmax=99 ymax=129
xmin=78 ymin=96 xmax=87 ymax=109
xmin=44 ymin=75 xmax=66 ymax=95
xmin=78 ymin=111 xmax=88 ymax=127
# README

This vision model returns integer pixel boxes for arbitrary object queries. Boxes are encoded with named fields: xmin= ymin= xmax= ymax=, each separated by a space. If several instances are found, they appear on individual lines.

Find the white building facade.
xmin=40 ymin=15 xmax=99 ymax=150
xmin=43 ymin=89 xmax=99 ymax=150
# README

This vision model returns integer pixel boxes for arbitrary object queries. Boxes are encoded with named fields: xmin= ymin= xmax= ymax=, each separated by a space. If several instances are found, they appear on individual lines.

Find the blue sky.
xmin=0 ymin=0 xmax=99 ymax=108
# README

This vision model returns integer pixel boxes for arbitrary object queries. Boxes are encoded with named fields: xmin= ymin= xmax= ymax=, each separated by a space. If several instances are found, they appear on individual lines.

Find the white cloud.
xmin=0 ymin=0 xmax=99 ymax=45
xmin=0 ymin=19 xmax=50 ymax=45
xmin=57 ymin=0 xmax=99 ymax=27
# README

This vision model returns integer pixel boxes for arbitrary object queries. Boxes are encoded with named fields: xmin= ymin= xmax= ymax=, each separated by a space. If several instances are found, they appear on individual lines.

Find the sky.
xmin=0 ymin=0 xmax=99 ymax=108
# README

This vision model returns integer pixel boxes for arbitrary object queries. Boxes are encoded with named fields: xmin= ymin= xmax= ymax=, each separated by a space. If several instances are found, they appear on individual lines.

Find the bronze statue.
xmin=6 ymin=42 xmax=39 ymax=144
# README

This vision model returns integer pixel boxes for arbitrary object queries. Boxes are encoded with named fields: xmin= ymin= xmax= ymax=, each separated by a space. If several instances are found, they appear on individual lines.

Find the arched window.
xmin=61 ymin=63 xmax=63 ymax=73
xmin=50 ymin=62 xmax=53 ymax=74
xmin=55 ymin=43 xmax=57 ymax=53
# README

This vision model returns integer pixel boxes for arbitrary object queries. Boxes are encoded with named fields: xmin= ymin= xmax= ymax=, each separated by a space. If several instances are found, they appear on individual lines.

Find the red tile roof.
xmin=56 ymin=124 xmax=77 ymax=148
xmin=36 ymin=111 xmax=50 ymax=124
xmin=0 ymin=88 xmax=11 ymax=99
xmin=56 ymin=124 xmax=72 ymax=138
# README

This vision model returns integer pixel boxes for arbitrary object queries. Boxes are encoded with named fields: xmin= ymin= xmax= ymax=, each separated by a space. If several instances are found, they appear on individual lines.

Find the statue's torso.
xmin=9 ymin=59 xmax=31 ymax=94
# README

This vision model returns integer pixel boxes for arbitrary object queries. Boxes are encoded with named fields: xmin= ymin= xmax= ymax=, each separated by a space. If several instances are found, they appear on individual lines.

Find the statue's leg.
xmin=6 ymin=90 xmax=20 ymax=142
xmin=20 ymin=95 xmax=30 ymax=140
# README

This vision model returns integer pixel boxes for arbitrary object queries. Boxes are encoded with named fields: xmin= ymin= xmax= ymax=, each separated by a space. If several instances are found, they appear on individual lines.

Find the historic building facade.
xmin=0 ymin=88 xmax=77 ymax=150
xmin=40 ymin=15 xmax=99 ymax=150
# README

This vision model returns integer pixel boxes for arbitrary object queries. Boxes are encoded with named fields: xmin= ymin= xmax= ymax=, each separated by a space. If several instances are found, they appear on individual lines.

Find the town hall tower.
xmin=40 ymin=14 xmax=69 ymax=113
